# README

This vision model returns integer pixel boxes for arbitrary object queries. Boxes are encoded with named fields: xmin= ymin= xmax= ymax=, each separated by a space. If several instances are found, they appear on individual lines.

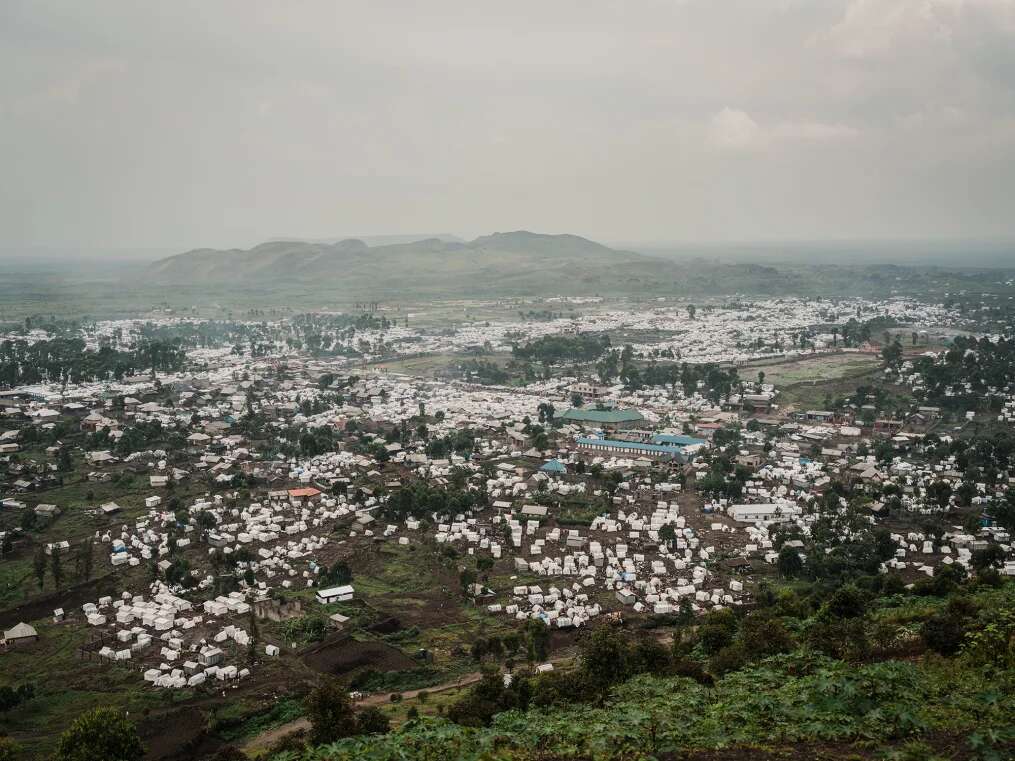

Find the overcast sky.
xmin=2 ymin=0 xmax=1014 ymax=253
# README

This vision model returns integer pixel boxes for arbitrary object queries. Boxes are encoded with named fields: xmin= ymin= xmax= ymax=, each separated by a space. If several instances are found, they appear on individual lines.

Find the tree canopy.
xmin=54 ymin=707 xmax=144 ymax=761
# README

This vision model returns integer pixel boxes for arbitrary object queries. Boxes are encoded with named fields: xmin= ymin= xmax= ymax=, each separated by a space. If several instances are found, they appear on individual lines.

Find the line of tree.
xmin=911 ymin=336 xmax=1015 ymax=410
xmin=511 ymin=333 xmax=611 ymax=365
xmin=0 ymin=337 xmax=184 ymax=387
xmin=383 ymin=483 xmax=487 ymax=521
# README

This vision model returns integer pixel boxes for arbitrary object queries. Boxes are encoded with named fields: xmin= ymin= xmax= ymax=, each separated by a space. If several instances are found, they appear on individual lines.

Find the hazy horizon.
xmin=2 ymin=234 xmax=1014 ymax=271
xmin=3 ymin=1 xmax=1015 ymax=252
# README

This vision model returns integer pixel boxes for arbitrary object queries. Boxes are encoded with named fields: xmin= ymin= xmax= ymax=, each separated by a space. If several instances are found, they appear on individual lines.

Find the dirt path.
xmin=355 ymin=671 xmax=483 ymax=706
xmin=245 ymin=717 xmax=311 ymax=754
xmin=242 ymin=671 xmax=484 ymax=755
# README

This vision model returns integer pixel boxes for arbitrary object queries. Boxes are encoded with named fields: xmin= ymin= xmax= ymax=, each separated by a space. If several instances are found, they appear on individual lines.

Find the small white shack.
xmin=315 ymin=585 xmax=354 ymax=604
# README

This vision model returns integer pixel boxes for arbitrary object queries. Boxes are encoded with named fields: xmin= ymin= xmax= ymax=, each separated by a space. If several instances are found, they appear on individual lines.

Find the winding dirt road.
xmin=243 ymin=671 xmax=484 ymax=755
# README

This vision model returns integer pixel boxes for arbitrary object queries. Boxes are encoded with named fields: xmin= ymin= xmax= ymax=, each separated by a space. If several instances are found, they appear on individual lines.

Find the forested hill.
xmin=145 ymin=232 xmax=647 ymax=293
xmin=142 ymin=231 xmax=1015 ymax=302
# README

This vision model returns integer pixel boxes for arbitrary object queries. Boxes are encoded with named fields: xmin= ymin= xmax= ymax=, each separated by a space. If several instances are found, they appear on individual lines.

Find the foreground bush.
xmin=54 ymin=707 xmax=144 ymax=761
xmin=267 ymin=652 xmax=1014 ymax=761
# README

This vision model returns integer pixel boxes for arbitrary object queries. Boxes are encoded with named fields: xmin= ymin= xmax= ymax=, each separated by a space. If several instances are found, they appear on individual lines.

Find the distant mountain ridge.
xmin=263 ymin=233 xmax=465 ymax=247
xmin=139 ymin=230 xmax=1006 ymax=302
xmin=144 ymin=231 xmax=652 ymax=296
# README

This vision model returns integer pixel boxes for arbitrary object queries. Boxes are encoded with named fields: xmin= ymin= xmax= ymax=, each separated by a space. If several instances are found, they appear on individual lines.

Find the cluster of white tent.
xmin=428 ymin=492 xmax=758 ymax=624
xmin=489 ymin=583 xmax=603 ymax=628
xmin=76 ymin=584 xmax=264 ymax=689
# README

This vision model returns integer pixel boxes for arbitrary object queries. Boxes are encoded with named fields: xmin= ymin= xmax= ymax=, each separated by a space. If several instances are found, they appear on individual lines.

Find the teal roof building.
xmin=557 ymin=407 xmax=645 ymax=426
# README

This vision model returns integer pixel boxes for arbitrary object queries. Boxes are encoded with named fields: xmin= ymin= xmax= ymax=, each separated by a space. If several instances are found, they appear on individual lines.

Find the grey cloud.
xmin=1 ymin=0 xmax=1014 ymax=250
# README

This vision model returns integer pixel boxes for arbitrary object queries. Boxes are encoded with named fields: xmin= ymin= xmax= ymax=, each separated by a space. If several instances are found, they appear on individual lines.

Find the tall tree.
xmin=777 ymin=545 xmax=803 ymax=579
xmin=658 ymin=524 xmax=677 ymax=548
xmin=305 ymin=680 xmax=358 ymax=745
xmin=247 ymin=607 xmax=260 ymax=664
xmin=882 ymin=340 xmax=903 ymax=366
xmin=57 ymin=447 xmax=73 ymax=472
xmin=55 ymin=707 xmax=144 ymax=761
xmin=33 ymin=545 xmax=47 ymax=590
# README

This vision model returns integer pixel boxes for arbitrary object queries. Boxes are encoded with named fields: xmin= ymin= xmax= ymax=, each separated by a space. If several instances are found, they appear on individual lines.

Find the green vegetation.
xmin=349 ymin=668 xmax=444 ymax=694
xmin=261 ymin=575 xmax=1015 ymax=760
xmin=752 ymin=353 xmax=879 ymax=387
xmin=0 ymin=336 xmax=183 ymax=386
xmin=2 ymin=250 xmax=1014 ymax=325
xmin=214 ymin=698 xmax=306 ymax=743
xmin=618 ymin=358 xmax=741 ymax=399
xmin=304 ymin=680 xmax=390 ymax=747
xmin=0 ymin=685 xmax=34 ymax=713
xmin=267 ymin=654 xmax=1013 ymax=760
xmin=511 ymin=334 xmax=611 ymax=365
xmin=695 ymin=445 xmax=751 ymax=501
xmin=551 ymin=502 xmax=603 ymax=527
xmin=283 ymin=614 xmax=332 ymax=645
xmin=383 ymin=483 xmax=486 ymax=521
xmin=423 ymin=430 xmax=477 ymax=460
xmin=4 ymin=249 xmax=1015 ymax=761
xmin=911 ymin=336 xmax=1015 ymax=410
xmin=54 ymin=707 xmax=144 ymax=761
xmin=456 ymin=359 xmax=510 ymax=385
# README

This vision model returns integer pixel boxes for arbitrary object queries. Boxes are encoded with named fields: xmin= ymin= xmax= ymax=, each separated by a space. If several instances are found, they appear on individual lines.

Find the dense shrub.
xmin=697 ymin=609 xmax=739 ymax=655
xmin=921 ymin=598 xmax=976 ymax=655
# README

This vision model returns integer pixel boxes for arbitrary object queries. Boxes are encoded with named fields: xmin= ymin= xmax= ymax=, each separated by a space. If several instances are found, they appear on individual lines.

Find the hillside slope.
xmin=266 ymin=655 xmax=1014 ymax=760
xmin=144 ymin=232 xmax=661 ymax=298
xmin=140 ymin=231 xmax=1015 ymax=303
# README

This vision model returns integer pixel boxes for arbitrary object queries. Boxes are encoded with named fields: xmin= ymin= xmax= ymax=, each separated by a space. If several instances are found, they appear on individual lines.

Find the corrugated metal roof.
xmin=540 ymin=459 xmax=567 ymax=473
xmin=576 ymin=437 xmax=683 ymax=455
xmin=558 ymin=407 xmax=644 ymax=424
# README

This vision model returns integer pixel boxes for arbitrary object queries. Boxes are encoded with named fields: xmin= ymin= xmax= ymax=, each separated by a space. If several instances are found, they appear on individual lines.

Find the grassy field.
xmin=742 ymin=352 xmax=884 ymax=411
xmin=369 ymin=353 xmax=467 ymax=378
xmin=0 ymin=617 xmax=177 ymax=757
xmin=753 ymin=352 xmax=880 ymax=387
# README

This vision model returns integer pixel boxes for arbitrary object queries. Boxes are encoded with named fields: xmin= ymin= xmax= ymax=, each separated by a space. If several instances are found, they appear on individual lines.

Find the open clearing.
xmin=302 ymin=635 xmax=417 ymax=677
xmin=370 ymin=352 xmax=465 ymax=377
xmin=746 ymin=352 xmax=884 ymax=411
xmin=752 ymin=352 xmax=880 ymax=387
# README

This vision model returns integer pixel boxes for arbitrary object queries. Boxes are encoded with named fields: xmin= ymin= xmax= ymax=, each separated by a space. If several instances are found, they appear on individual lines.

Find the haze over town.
xmin=2 ymin=3 xmax=1015 ymax=761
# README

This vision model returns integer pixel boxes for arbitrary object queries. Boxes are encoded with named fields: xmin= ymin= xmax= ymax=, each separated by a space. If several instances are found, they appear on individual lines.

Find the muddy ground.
xmin=302 ymin=632 xmax=418 ymax=677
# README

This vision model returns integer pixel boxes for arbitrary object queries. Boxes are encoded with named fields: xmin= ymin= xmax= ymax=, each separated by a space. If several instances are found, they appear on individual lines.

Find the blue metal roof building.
xmin=539 ymin=459 xmax=567 ymax=474
xmin=576 ymin=437 xmax=692 ymax=459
